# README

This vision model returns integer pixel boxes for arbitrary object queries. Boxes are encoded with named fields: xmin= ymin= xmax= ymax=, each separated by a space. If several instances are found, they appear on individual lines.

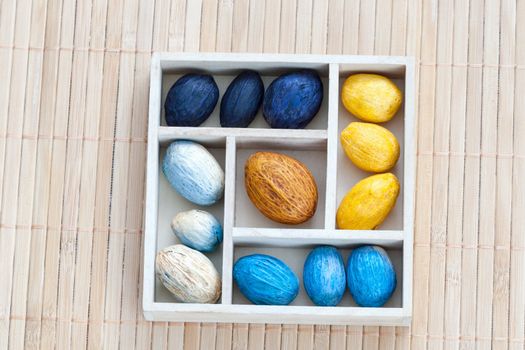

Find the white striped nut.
xmin=156 ymin=244 xmax=221 ymax=303
xmin=171 ymin=209 xmax=223 ymax=252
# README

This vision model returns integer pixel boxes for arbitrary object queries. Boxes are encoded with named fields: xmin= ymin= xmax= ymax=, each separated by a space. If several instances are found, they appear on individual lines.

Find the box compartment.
xmin=231 ymin=244 xmax=404 ymax=308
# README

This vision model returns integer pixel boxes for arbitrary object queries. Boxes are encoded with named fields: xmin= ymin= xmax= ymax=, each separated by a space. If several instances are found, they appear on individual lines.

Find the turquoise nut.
xmin=347 ymin=246 xmax=397 ymax=307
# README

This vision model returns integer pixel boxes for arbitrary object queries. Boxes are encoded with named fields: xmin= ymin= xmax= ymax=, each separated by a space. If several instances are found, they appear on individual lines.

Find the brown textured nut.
xmin=244 ymin=152 xmax=318 ymax=224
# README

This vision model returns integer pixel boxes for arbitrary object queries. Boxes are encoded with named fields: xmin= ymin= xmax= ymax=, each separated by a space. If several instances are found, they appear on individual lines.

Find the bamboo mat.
xmin=0 ymin=0 xmax=523 ymax=349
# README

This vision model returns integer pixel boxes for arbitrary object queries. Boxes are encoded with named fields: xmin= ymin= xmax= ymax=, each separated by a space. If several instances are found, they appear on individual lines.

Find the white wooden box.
xmin=144 ymin=52 xmax=415 ymax=325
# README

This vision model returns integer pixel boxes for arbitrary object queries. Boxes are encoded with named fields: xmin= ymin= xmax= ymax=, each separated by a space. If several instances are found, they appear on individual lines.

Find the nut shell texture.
xmin=347 ymin=246 xmax=397 ymax=307
xmin=155 ymin=244 xmax=221 ymax=303
xmin=164 ymin=74 xmax=219 ymax=126
xmin=341 ymin=74 xmax=402 ymax=123
xmin=263 ymin=70 xmax=323 ymax=129
xmin=245 ymin=152 xmax=318 ymax=224
xmin=233 ymin=254 xmax=299 ymax=305
xmin=336 ymin=173 xmax=400 ymax=230
xmin=340 ymin=122 xmax=400 ymax=172
xmin=162 ymin=140 xmax=224 ymax=206
xmin=171 ymin=209 xmax=223 ymax=252
xmin=303 ymin=246 xmax=346 ymax=306
xmin=220 ymin=70 xmax=264 ymax=127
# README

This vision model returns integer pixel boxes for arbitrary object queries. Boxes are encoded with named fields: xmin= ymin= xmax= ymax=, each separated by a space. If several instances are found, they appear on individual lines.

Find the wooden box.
xmin=143 ymin=52 xmax=415 ymax=325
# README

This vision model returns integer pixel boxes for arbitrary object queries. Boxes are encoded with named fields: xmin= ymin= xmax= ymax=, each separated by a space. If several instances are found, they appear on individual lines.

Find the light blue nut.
xmin=347 ymin=245 xmax=397 ymax=307
xmin=171 ymin=209 xmax=223 ymax=252
xmin=162 ymin=140 xmax=225 ymax=206
xmin=233 ymin=254 xmax=299 ymax=305
xmin=303 ymin=246 xmax=346 ymax=306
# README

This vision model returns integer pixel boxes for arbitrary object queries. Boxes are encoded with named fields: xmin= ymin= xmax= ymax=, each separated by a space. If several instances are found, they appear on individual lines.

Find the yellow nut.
xmin=340 ymin=122 xmax=400 ymax=172
xmin=341 ymin=74 xmax=402 ymax=123
xmin=336 ymin=173 xmax=400 ymax=230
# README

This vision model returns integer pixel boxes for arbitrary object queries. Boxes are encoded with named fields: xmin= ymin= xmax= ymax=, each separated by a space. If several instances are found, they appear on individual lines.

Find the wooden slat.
xmin=476 ymin=0 xmax=501 ymax=349
xmin=39 ymin=0 xmax=74 ymax=346
xmin=23 ymin=0 xmax=60 ymax=341
xmin=0 ymin=0 xmax=33 ymax=348
xmin=264 ymin=324 xmax=282 ymax=349
xmin=216 ymin=323 xmax=233 ymax=350
xmin=281 ymin=324 xmax=298 ymax=350
xmin=120 ymin=1 xmax=155 ymax=349
xmin=102 ymin=0 xmax=140 ymax=344
xmin=69 ymin=0 xmax=108 ymax=348
xmin=231 ymin=0 xmax=249 ymax=52
xmin=200 ymin=0 xmax=219 ymax=52
xmin=167 ymin=322 xmax=183 ymax=348
xmin=509 ymin=3 xmax=525 ymax=349
xmin=442 ymin=0 xmax=469 ymax=349
xmin=363 ymin=326 xmax=379 ymax=349
xmin=263 ymin=0 xmax=280 ymax=53
xmin=232 ymin=323 xmax=248 ymax=350
xmin=183 ymin=322 xmax=201 ymax=349
xmin=427 ymin=0 xmax=454 ymax=348
xmin=329 ymin=325 xmax=346 ymax=350
xmin=247 ymin=323 xmax=265 ymax=350
xmin=357 ymin=0 xmax=376 ymax=55
xmin=326 ymin=0 xmax=343 ymax=55
xmin=411 ymin=0 xmax=437 ymax=349
xmin=185 ymin=0 xmax=202 ymax=52
xmin=310 ymin=0 xmax=328 ymax=54
xmin=294 ymin=0 xmax=312 ymax=54
xmin=246 ymin=0 xmax=264 ymax=53
xmin=216 ymin=0 xmax=233 ymax=52
xmin=279 ymin=0 xmax=296 ymax=53
xmin=10 ymin=0 xmax=47 ymax=348
xmin=346 ymin=326 xmax=363 ymax=349
xmin=378 ymin=326 xmax=395 ymax=350
xmin=492 ymin=2 xmax=516 ymax=349
xmin=153 ymin=322 xmax=169 ymax=349
xmin=314 ymin=324 xmax=330 ymax=349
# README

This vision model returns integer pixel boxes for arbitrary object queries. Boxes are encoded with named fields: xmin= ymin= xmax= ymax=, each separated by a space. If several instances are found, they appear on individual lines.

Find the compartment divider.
xmin=158 ymin=126 xmax=328 ymax=144
xmin=232 ymin=227 xmax=404 ymax=248
xmin=221 ymin=136 xmax=237 ymax=304
xmin=324 ymin=64 xmax=341 ymax=230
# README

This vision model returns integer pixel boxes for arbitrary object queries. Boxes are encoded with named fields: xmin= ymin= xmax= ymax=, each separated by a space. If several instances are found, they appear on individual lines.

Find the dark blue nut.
xmin=233 ymin=254 xmax=299 ymax=305
xmin=263 ymin=70 xmax=323 ymax=129
xmin=164 ymin=74 xmax=219 ymax=126
xmin=220 ymin=70 xmax=264 ymax=127
xmin=303 ymin=246 xmax=346 ymax=306
xmin=347 ymin=246 xmax=397 ymax=307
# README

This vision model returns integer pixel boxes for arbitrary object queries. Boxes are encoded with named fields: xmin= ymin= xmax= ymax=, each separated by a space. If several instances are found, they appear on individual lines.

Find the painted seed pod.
xmin=263 ymin=70 xmax=323 ymax=129
xmin=220 ymin=70 xmax=264 ymax=127
xmin=233 ymin=254 xmax=299 ymax=305
xmin=347 ymin=246 xmax=397 ymax=307
xmin=336 ymin=173 xmax=400 ymax=230
xmin=340 ymin=122 xmax=400 ymax=172
xmin=162 ymin=140 xmax=224 ymax=206
xmin=341 ymin=73 xmax=402 ymax=123
xmin=244 ymin=152 xmax=318 ymax=224
xmin=164 ymin=73 xmax=219 ymax=126
xmin=171 ymin=209 xmax=223 ymax=252
xmin=156 ymin=244 xmax=221 ymax=303
xmin=303 ymin=246 xmax=346 ymax=306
